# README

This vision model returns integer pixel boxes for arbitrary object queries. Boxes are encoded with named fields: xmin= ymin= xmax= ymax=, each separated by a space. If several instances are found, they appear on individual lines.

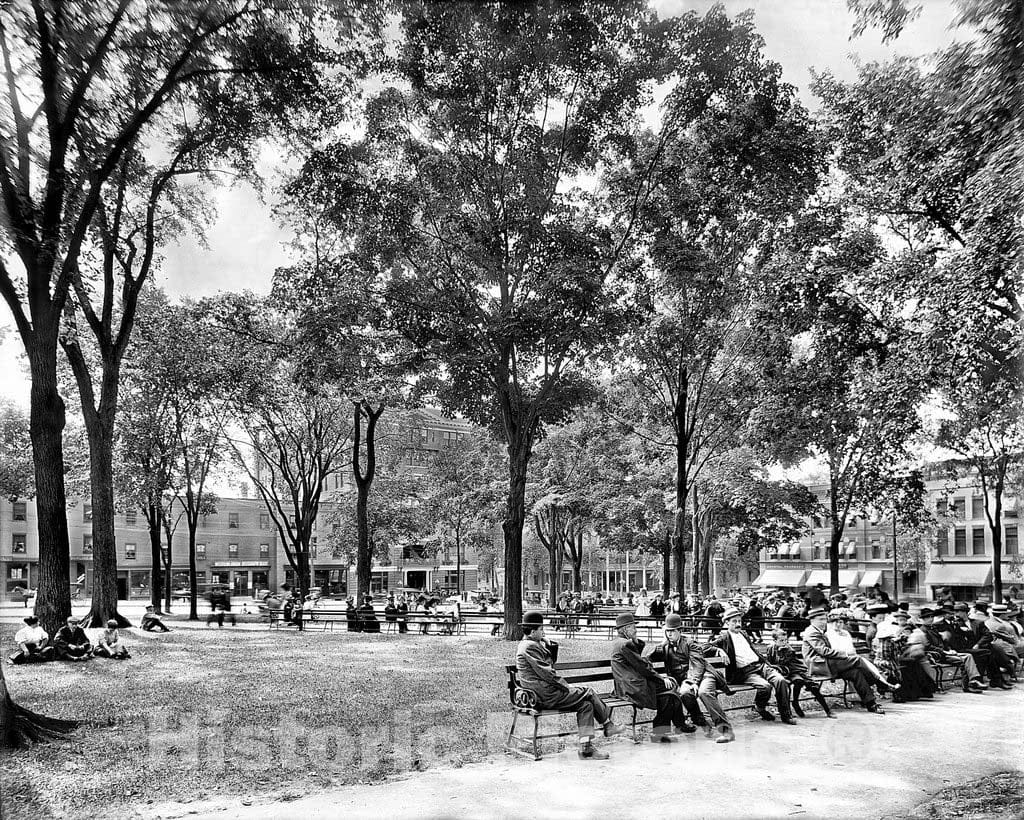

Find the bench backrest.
xmin=505 ymin=659 xmax=617 ymax=706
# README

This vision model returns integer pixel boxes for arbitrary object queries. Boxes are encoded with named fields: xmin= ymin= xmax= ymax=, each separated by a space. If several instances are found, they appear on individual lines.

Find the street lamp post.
xmin=892 ymin=516 xmax=899 ymax=604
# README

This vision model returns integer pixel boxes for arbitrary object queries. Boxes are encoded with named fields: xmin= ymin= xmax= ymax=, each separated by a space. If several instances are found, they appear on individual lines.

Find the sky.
xmin=0 ymin=1 xmax=963 ymax=408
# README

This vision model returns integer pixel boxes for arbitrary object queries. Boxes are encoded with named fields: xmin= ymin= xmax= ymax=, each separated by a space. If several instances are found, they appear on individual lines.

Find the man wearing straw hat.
xmin=515 ymin=611 xmax=623 ymax=760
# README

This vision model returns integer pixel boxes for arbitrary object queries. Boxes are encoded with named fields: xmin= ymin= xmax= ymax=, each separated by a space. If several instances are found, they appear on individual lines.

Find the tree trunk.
xmin=27 ymin=345 xmax=73 ymax=636
xmin=187 ymin=520 xmax=199 ymax=620
xmin=163 ymin=524 xmax=174 ymax=613
xmin=147 ymin=500 xmax=164 ymax=612
xmin=662 ymin=530 xmax=671 ymax=597
xmin=699 ymin=529 xmax=713 ymax=596
xmin=985 ymin=470 xmax=1006 ymax=603
xmin=353 ymin=402 xmax=384 ymax=601
xmin=502 ymin=441 xmax=530 ymax=640
xmin=0 ymin=642 xmax=78 ymax=750
xmin=572 ymin=530 xmax=583 ymax=593
xmin=81 ymin=425 xmax=129 ymax=627
xmin=829 ymin=482 xmax=843 ymax=595
xmin=547 ymin=534 xmax=558 ymax=608
xmin=691 ymin=484 xmax=701 ymax=596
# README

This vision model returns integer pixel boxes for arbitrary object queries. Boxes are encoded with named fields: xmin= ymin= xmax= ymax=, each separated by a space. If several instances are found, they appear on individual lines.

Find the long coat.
xmin=610 ymin=637 xmax=662 ymax=710
xmin=515 ymin=638 xmax=570 ymax=706
xmin=801 ymin=624 xmax=855 ymax=678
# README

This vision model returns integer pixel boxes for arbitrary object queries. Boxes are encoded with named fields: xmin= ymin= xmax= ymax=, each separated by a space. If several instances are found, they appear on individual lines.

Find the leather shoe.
xmin=756 ymin=709 xmax=776 ymax=722
xmin=701 ymin=723 xmax=715 ymax=738
xmin=715 ymin=728 xmax=735 ymax=744
xmin=650 ymin=734 xmax=676 ymax=744
xmin=578 ymin=744 xmax=609 ymax=760
xmin=673 ymin=724 xmax=697 ymax=734
xmin=602 ymin=722 xmax=625 ymax=738
xmin=866 ymin=703 xmax=885 ymax=715
xmin=781 ymin=716 xmax=798 ymax=725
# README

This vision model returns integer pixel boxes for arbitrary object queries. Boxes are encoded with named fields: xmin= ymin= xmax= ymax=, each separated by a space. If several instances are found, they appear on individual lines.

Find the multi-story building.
xmin=752 ymin=473 xmax=1021 ymax=601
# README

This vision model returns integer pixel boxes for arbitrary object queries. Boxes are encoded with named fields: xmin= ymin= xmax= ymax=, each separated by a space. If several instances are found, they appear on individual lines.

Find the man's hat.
xmin=953 ymin=602 xmax=969 ymax=612
xmin=23 ymin=615 xmax=38 ymax=625
xmin=941 ymin=602 xmax=955 ymax=611
xmin=893 ymin=610 xmax=911 ymax=620
xmin=721 ymin=606 xmax=742 ymax=622
xmin=106 ymin=619 xmax=118 ymax=627
xmin=66 ymin=615 xmax=79 ymax=623
xmin=867 ymin=603 xmax=889 ymax=614
xmin=920 ymin=607 xmax=936 ymax=618
xmin=991 ymin=603 xmax=1008 ymax=614
xmin=664 ymin=613 xmax=684 ymax=630
xmin=615 ymin=612 xmax=636 ymax=630
xmin=974 ymin=601 xmax=990 ymax=613
xmin=521 ymin=610 xmax=545 ymax=630
xmin=807 ymin=607 xmax=827 ymax=619
xmin=827 ymin=610 xmax=847 ymax=621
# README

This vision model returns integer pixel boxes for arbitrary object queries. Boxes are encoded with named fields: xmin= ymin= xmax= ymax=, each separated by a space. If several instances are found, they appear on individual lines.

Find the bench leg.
xmin=531 ymin=715 xmax=541 ymax=761
xmin=505 ymin=710 xmax=519 ymax=752
xmin=631 ymin=707 xmax=641 ymax=744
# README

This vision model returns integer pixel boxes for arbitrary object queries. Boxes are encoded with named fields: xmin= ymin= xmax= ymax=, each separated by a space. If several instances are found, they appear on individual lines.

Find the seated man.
xmin=358 ymin=596 xmax=381 ymax=633
xmin=712 ymin=607 xmax=796 ymax=724
xmin=611 ymin=612 xmax=690 ymax=743
xmin=93 ymin=619 xmax=131 ymax=659
xmin=384 ymin=597 xmax=398 ymax=629
xmin=802 ymin=607 xmax=885 ymax=714
xmin=54 ymin=615 xmax=92 ymax=661
xmin=141 ymin=605 xmax=170 ymax=633
xmin=695 ymin=643 xmax=736 ymax=743
xmin=986 ymin=604 xmax=1023 ymax=671
xmin=914 ymin=607 xmax=985 ymax=693
xmin=515 ymin=611 xmax=622 ymax=760
xmin=8 ymin=615 xmax=55 ymax=664
xmin=646 ymin=613 xmax=713 ymax=737
xmin=765 ymin=627 xmax=835 ymax=719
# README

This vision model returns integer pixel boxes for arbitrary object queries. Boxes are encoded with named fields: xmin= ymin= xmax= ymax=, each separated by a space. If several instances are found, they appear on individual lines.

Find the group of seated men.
xmin=514 ymin=599 xmax=1016 ymax=760
xmin=8 ymin=614 xmax=131 ymax=663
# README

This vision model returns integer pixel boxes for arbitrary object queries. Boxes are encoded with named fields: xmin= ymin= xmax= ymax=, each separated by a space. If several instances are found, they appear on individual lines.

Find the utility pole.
xmin=892 ymin=515 xmax=899 ymax=604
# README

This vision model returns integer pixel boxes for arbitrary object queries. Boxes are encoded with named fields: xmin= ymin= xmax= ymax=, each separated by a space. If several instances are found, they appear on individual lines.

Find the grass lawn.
xmin=0 ymin=624 xmax=603 ymax=820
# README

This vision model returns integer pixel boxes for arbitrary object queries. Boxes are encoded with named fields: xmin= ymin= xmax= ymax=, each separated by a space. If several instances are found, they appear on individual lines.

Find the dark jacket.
xmin=647 ymin=636 xmax=706 ymax=684
xmin=515 ymin=638 xmax=567 ymax=705
xmin=55 ymin=625 xmax=90 ymax=650
xmin=610 ymin=637 xmax=663 ymax=710
xmin=711 ymin=629 xmax=767 ymax=683
xmin=764 ymin=643 xmax=811 ymax=680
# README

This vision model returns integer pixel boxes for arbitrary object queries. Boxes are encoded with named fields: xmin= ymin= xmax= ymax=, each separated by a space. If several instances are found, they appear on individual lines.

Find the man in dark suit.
xmin=647 ymin=613 xmax=713 ymax=737
xmin=515 ymin=611 xmax=623 ymax=760
xmin=801 ymin=607 xmax=886 ymax=713
xmin=712 ymin=606 xmax=795 ymax=724
xmin=610 ymin=612 xmax=689 ymax=743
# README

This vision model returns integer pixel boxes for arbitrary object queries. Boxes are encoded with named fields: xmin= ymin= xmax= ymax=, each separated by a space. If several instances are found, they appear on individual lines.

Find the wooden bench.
xmin=505 ymin=659 xmax=650 ymax=760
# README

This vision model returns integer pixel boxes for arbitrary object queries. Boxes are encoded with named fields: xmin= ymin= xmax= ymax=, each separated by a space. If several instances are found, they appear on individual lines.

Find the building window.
xmin=311 ymin=535 xmax=317 ymax=559
xmin=11 ymin=534 xmax=26 ymax=554
xmin=936 ymin=497 xmax=947 ymax=516
xmin=971 ymin=528 xmax=986 ymax=555
xmin=228 ymin=512 xmax=239 ymax=529
xmin=871 ymin=540 xmax=881 ymax=559
xmin=83 ymin=534 xmax=93 ymax=554
xmin=228 ymin=543 xmax=238 ymax=557
xmin=1006 ymin=502 xmax=1018 ymax=519
xmin=936 ymin=529 xmax=949 ymax=557
xmin=1006 ymin=526 xmax=1018 ymax=556
xmin=259 ymin=513 xmax=270 ymax=530
xmin=259 ymin=543 xmax=269 ymax=556
xmin=950 ymin=498 xmax=965 ymax=519
xmin=197 ymin=543 xmax=207 ymax=559
xmin=812 ymin=543 xmax=821 ymax=559
xmin=83 ymin=504 xmax=92 ymax=522
xmin=125 ymin=507 xmax=137 ymax=526
xmin=971 ymin=496 xmax=986 ymax=520
xmin=12 ymin=501 xmax=26 ymax=521
xmin=125 ymin=543 xmax=136 ymax=560
xmin=954 ymin=527 xmax=967 ymax=555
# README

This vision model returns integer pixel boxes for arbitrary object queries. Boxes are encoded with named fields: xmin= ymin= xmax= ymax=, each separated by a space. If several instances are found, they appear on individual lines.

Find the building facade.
xmin=752 ymin=474 xmax=1021 ymax=601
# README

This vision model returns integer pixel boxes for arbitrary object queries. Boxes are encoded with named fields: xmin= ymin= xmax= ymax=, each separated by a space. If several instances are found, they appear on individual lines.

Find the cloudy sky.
xmin=0 ymin=1 xmax=962 ymax=407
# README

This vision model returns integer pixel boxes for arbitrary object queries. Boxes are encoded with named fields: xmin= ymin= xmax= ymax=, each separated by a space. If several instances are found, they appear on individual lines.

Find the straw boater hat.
xmin=807 ymin=607 xmax=828 ymax=619
xmin=720 ymin=606 xmax=742 ymax=622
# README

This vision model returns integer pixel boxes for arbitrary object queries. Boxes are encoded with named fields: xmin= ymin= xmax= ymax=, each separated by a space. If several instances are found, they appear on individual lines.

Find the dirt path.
xmin=141 ymin=686 xmax=1024 ymax=820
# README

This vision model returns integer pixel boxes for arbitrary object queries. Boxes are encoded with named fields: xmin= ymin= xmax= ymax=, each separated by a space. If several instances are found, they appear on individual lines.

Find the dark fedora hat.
xmin=521 ymin=610 xmax=545 ymax=630
xmin=23 ymin=615 xmax=38 ymax=625
xmin=664 ymin=613 xmax=684 ymax=630
xmin=615 ymin=612 xmax=636 ymax=629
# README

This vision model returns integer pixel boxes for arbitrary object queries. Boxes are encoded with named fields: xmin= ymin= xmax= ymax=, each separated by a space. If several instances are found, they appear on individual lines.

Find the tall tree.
xmin=0 ymin=0 xmax=377 ymax=635
xmin=606 ymin=12 xmax=820 ymax=598
xmin=284 ymin=3 xmax=791 ymax=637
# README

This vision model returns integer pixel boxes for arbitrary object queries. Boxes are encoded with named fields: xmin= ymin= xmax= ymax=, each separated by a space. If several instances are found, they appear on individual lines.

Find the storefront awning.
xmin=859 ymin=570 xmax=883 ymax=588
xmin=805 ymin=569 xmax=861 ymax=587
xmin=752 ymin=569 xmax=808 ymax=588
xmin=924 ymin=563 xmax=992 ymax=587
xmin=212 ymin=561 xmax=270 ymax=568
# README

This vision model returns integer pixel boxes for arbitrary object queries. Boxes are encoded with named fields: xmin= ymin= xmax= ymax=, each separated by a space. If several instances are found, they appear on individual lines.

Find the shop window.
xmin=197 ymin=543 xmax=207 ymax=559
xmin=83 ymin=534 xmax=93 ymax=554
xmin=972 ymin=528 xmax=986 ymax=555
xmin=1005 ymin=525 xmax=1018 ymax=555
xmin=229 ymin=512 xmax=239 ymax=529
xmin=935 ymin=529 xmax=949 ymax=557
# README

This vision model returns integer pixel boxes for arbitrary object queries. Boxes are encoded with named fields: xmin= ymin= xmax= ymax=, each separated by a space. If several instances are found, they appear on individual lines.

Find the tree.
xmin=0 ymin=0 xmax=376 ymax=636
xmin=422 ymin=433 xmax=504 ymax=596
xmin=755 ymin=215 xmax=930 ymax=595
xmin=605 ymin=11 xmax=821 ymax=598
xmin=817 ymin=0 xmax=1024 ymax=599
xmin=0 ymin=400 xmax=33 ymax=500
xmin=284 ymin=3 xmax=795 ymax=637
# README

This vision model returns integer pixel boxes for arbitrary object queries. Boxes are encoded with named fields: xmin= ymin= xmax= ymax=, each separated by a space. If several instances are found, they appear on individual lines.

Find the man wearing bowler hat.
xmin=610 ymin=612 xmax=689 ymax=743
xmin=712 ymin=606 xmax=796 ymax=724
xmin=647 ymin=613 xmax=716 ymax=738
xmin=515 ymin=611 xmax=623 ymax=760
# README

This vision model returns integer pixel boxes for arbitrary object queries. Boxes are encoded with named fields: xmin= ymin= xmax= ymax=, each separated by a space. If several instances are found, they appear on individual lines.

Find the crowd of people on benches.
xmin=514 ymin=592 xmax=1024 ymax=760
